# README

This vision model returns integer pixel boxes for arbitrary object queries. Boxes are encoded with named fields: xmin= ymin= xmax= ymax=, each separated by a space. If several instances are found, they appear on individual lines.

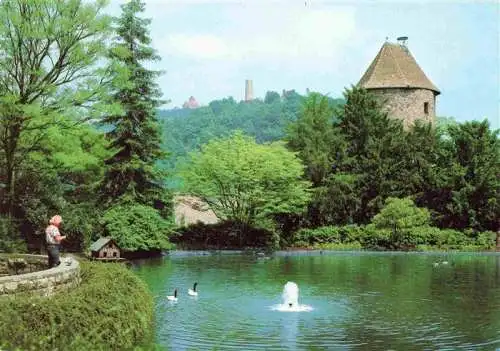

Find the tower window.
xmin=424 ymin=102 xmax=429 ymax=114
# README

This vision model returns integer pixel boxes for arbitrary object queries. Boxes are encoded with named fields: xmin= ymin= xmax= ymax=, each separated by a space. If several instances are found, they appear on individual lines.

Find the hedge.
xmin=291 ymin=225 xmax=496 ymax=251
xmin=0 ymin=261 xmax=157 ymax=351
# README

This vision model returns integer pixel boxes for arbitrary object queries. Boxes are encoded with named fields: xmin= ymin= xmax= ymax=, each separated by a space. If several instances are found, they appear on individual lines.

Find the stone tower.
xmin=245 ymin=79 xmax=254 ymax=101
xmin=358 ymin=37 xmax=440 ymax=128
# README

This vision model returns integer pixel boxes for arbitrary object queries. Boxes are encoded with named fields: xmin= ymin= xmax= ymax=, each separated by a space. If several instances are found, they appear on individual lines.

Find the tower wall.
xmin=369 ymin=88 xmax=436 ymax=128
xmin=245 ymin=80 xmax=253 ymax=101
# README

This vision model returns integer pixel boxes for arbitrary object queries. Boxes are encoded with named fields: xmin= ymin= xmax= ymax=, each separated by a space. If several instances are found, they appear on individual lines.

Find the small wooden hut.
xmin=90 ymin=237 xmax=123 ymax=261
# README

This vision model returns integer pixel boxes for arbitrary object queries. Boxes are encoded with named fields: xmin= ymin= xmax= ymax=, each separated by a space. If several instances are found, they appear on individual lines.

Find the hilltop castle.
xmin=358 ymin=37 xmax=440 ymax=128
xmin=182 ymin=96 xmax=199 ymax=109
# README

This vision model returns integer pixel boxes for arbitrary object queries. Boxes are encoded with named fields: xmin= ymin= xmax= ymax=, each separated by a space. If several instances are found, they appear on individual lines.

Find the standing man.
xmin=45 ymin=215 xmax=66 ymax=268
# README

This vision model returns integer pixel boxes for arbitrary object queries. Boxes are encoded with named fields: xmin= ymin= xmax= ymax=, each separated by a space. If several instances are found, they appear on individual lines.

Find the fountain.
xmin=282 ymin=281 xmax=299 ymax=308
xmin=271 ymin=281 xmax=313 ymax=312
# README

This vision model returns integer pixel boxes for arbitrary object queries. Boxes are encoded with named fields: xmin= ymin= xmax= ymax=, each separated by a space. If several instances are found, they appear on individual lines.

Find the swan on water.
xmin=433 ymin=261 xmax=450 ymax=267
xmin=167 ymin=289 xmax=178 ymax=301
xmin=188 ymin=282 xmax=198 ymax=296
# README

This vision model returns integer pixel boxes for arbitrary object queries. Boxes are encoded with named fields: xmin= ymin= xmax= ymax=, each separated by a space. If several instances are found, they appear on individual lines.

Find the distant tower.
xmin=245 ymin=79 xmax=254 ymax=101
xmin=358 ymin=36 xmax=440 ymax=129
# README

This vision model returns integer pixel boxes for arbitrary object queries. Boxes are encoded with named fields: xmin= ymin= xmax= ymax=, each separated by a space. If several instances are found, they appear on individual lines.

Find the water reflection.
xmin=280 ymin=311 xmax=299 ymax=350
xmin=132 ymin=252 xmax=500 ymax=350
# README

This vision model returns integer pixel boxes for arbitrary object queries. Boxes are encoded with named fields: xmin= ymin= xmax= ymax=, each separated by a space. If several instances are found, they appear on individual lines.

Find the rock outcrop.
xmin=174 ymin=195 xmax=219 ymax=227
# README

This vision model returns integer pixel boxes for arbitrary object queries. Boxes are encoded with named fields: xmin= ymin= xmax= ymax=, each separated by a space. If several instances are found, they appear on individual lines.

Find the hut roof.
xmin=358 ymin=42 xmax=440 ymax=94
xmin=90 ymin=237 xmax=116 ymax=252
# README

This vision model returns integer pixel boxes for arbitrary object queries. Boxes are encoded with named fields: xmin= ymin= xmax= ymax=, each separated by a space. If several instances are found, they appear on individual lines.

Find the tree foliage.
xmin=0 ymin=0 xmax=175 ymax=254
xmin=179 ymin=132 xmax=312 ymax=230
xmin=95 ymin=0 xmax=173 ymax=251
xmin=430 ymin=120 xmax=499 ymax=231
xmin=0 ymin=0 xmax=496 ymax=253
xmin=0 ymin=0 xmax=112 ymax=216
xmin=101 ymin=203 xmax=173 ymax=251
xmin=285 ymin=87 xmax=499 ymax=235
xmin=287 ymin=92 xmax=338 ymax=186
xmin=158 ymin=91 xmax=345 ymax=180
xmin=371 ymin=197 xmax=430 ymax=231
xmin=16 ymin=119 xmax=110 ymax=251
xmin=100 ymin=0 xmax=167 ymax=206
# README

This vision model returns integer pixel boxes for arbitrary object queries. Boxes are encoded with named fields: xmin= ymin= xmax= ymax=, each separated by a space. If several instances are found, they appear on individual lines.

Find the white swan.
xmin=167 ymin=289 xmax=178 ymax=301
xmin=188 ymin=282 xmax=198 ymax=296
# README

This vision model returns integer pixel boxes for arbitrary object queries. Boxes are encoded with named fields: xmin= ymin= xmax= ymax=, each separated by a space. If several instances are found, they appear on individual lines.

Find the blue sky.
xmin=108 ymin=0 xmax=499 ymax=129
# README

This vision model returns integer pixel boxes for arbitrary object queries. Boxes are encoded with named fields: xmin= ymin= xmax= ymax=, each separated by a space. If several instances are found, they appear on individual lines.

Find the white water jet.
xmin=271 ymin=281 xmax=313 ymax=312
xmin=282 ymin=281 xmax=299 ymax=308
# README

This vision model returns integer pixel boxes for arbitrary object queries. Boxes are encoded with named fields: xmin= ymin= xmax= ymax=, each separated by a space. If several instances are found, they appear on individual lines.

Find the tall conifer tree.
xmin=101 ymin=0 xmax=166 ymax=206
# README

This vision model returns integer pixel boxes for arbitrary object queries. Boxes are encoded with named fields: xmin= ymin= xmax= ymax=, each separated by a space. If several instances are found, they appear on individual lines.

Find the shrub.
xmin=314 ymin=242 xmax=363 ymax=250
xmin=361 ymin=225 xmax=392 ymax=249
xmin=436 ymin=228 xmax=470 ymax=248
xmin=421 ymin=226 xmax=446 ymax=245
xmin=371 ymin=197 xmax=431 ymax=230
xmin=339 ymin=225 xmax=364 ymax=243
xmin=397 ymin=226 xmax=439 ymax=247
xmin=172 ymin=221 xmax=273 ymax=249
xmin=293 ymin=226 xmax=341 ymax=245
xmin=476 ymin=231 xmax=496 ymax=249
xmin=290 ymin=223 xmax=495 ymax=251
xmin=101 ymin=203 xmax=174 ymax=252
xmin=370 ymin=197 xmax=432 ymax=249
xmin=0 ymin=261 xmax=156 ymax=350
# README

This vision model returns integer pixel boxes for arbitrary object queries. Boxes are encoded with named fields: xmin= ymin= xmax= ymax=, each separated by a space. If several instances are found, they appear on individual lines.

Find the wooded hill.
xmin=157 ymin=91 xmax=345 ymax=175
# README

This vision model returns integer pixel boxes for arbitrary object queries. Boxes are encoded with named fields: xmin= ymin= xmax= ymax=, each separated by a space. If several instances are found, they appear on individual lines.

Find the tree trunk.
xmin=3 ymin=120 xmax=21 ymax=217
xmin=496 ymin=229 xmax=500 ymax=252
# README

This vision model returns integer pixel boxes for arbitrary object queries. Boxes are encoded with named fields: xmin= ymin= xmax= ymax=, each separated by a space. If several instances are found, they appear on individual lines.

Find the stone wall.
xmin=369 ymin=88 xmax=436 ymax=129
xmin=0 ymin=254 xmax=48 ymax=276
xmin=0 ymin=254 xmax=80 ymax=297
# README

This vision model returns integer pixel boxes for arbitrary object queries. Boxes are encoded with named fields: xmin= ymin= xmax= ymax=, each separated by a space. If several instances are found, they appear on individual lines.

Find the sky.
xmin=107 ymin=0 xmax=499 ymax=129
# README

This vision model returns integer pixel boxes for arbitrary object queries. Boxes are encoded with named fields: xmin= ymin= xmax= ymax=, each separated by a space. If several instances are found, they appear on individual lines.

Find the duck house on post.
xmin=90 ymin=237 xmax=124 ymax=261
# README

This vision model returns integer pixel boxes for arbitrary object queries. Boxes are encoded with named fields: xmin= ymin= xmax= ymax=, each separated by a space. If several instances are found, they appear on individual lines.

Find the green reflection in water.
xmin=132 ymin=252 xmax=500 ymax=351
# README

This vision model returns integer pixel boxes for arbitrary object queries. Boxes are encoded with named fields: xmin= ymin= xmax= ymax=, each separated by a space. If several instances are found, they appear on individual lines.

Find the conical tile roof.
xmin=358 ymin=42 xmax=440 ymax=95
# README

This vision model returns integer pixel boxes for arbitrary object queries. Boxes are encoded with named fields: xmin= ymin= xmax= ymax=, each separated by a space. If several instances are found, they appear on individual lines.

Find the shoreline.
xmin=160 ymin=248 xmax=500 ymax=257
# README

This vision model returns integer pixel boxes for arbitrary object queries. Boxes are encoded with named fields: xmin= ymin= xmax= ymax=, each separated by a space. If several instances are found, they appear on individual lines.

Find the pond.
xmin=132 ymin=251 xmax=500 ymax=350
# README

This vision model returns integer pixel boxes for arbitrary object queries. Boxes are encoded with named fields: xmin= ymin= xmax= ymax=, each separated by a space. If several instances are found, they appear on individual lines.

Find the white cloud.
xmin=166 ymin=34 xmax=230 ymax=59
xmin=158 ymin=4 xmax=357 ymax=66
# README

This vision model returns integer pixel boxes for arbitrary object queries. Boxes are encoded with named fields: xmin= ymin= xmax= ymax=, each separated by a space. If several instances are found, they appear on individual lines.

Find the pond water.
xmin=132 ymin=251 xmax=500 ymax=350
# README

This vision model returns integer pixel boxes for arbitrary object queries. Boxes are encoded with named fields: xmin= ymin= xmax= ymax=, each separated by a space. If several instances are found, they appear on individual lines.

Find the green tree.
xmin=179 ymin=132 xmax=311 ymax=237
xmin=286 ymin=92 xmax=355 ymax=226
xmin=0 ymin=0 xmax=112 ymax=217
xmin=159 ymin=92 xmax=307 ymax=181
xmin=264 ymin=91 xmax=281 ymax=104
xmin=337 ymin=87 xmax=411 ymax=222
xmin=370 ymin=197 xmax=431 ymax=248
xmin=399 ymin=121 xmax=441 ymax=196
xmin=100 ymin=0 xmax=167 ymax=206
xmin=14 ymin=119 xmax=110 ymax=251
xmin=435 ymin=120 xmax=499 ymax=231
xmin=286 ymin=92 xmax=337 ymax=187
xmin=99 ymin=0 xmax=172 ymax=252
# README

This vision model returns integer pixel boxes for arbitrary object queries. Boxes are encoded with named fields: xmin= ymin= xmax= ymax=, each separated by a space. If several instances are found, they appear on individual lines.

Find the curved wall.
xmin=0 ymin=254 xmax=80 ymax=297
xmin=369 ymin=88 xmax=436 ymax=128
